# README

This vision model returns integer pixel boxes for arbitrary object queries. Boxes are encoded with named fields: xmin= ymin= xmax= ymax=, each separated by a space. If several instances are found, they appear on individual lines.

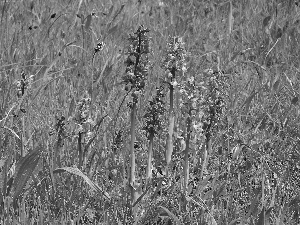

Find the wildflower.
xmin=74 ymin=93 xmax=91 ymax=124
xmin=94 ymin=41 xmax=105 ymax=53
xmin=143 ymin=86 xmax=165 ymax=136
xmin=84 ymin=131 xmax=93 ymax=143
xmin=188 ymin=76 xmax=194 ymax=83
xmin=15 ymin=71 xmax=33 ymax=98
xmin=170 ymin=80 xmax=178 ymax=87
xmin=162 ymin=36 xmax=187 ymax=74
xmin=123 ymin=25 xmax=150 ymax=106
xmin=112 ymin=130 xmax=123 ymax=153
xmin=92 ymin=41 xmax=105 ymax=61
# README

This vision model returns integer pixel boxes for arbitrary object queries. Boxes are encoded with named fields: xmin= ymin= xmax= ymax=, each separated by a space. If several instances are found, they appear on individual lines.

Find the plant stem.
xmin=146 ymin=132 xmax=154 ymax=186
xmin=129 ymin=100 xmax=137 ymax=210
xmin=183 ymin=109 xmax=192 ymax=194
xmin=166 ymin=74 xmax=175 ymax=166
xmin=78 ymin=132 xmax=82 ymax=169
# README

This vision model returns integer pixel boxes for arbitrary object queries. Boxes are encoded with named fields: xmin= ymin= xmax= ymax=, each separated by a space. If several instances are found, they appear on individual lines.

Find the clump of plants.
xmin=122 ymin=24 xmax=151 ymax=220
xmin=143 ymin=85 xmax=165 ymax=185
xmin=161 ymin=36 xmax=187 ymax=167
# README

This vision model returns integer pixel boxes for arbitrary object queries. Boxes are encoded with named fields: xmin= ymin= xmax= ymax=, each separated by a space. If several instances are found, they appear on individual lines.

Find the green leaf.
xmin=263 ymin=16 xmax=271 ymax=28
xmin=158 ymin=206 xmax=181 ymax=225
xmin=232 ymin=144 xmax=242 ymax=160
xmin=132 ymin=185 xmax=151 ymax=208
xmin=0 ymin=158 xmax=6 ymax=171
xmin=256 ymin=206 xmax=265 ymax=225
xmin=243 ymin=91 xmax=257 ymax=113
xmin=107 ymin=24 xmax=119 ymax=37
xmin=107 ymin=5 xmax=114 ymax=17
xmin=111 ymin=4 xmax=125 ymax=23
xmin=291 ymin=96 xmax=298 ymax=105
xmin=247 ymin=194 xmax=259 ymax=218
xmin=229 ymin=218 xmax=240 ymax=225
xmin=85 ymin=14 xmax=92 ymax=30
xmin=213 ymin=181 xmax=226 ymax=201
xmin=273 ymin=79 xmax=280 ymax=92
xmin=265 ymin=207 xmax=273 ymax=225
xmin=166 ymin=115 xmax=175 ymax=165
xmin=276 ymin=28 xmax=282 ymax=39
xmin=12 ymin=149 xmax=40 ymax=206
xmin=53 ymin=167 xmax=110 ymax=199
xmin=1 ymin=155 xmax=11 ymax=198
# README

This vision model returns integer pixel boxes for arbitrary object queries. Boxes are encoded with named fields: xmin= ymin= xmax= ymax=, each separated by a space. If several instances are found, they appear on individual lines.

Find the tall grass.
xmin=0 ymin=0 xmax=300 ymax=224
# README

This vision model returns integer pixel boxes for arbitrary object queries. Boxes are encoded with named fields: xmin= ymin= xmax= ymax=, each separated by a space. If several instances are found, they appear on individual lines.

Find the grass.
xmin=0 ymin=0 xmax=300 ymax=224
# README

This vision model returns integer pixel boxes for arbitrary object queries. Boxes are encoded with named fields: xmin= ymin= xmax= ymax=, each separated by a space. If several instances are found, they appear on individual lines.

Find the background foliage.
xmin=0 ymin=0 xmax=300 ymax=224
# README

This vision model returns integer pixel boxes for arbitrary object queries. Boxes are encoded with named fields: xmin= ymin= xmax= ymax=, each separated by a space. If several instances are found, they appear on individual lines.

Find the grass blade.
xmin=12 ymin=149 xmax=40 ymax=207
xmin=158 ymin=206 xmax=181 ymax=225
xmin=53 ymin=166 xmax=110 ymax=200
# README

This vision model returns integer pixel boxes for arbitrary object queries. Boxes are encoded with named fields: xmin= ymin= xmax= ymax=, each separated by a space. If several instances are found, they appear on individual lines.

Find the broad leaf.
xmin=243 ymin=91 xmax=257 ymax=113
xmin=263 ymin=16 xmax=271 ymax=28
xmin=273 ymin=79 xmax=280 ymax=92
xmin=291 ymin=96 xmax=298 ymax=105
xmin=256 ymin=206 xmax=265 ymax=225
xmin=0 ymin=158 xmax=6 ymax=171
xmin=53 ymin=167 xmax=110 ymax=199
xmin=158 ymin=206 xmax=181 ymax=225
xmin=12 ymin=149 xmax=40 ymax=206
xmin=84 ymin=14 xmax=92 ymax=30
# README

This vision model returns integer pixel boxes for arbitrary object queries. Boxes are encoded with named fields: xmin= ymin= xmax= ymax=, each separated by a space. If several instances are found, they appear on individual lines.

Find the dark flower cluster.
xmin=94 ymin=41 xmax=105 ymax=54
xmin=143 ymin=86 xmax=166 ymax=137
xmin=49 ymin=115 xmax=66 ymax=137
xmin=201 ymin=70 xmax=227 ymax=140
xmin=16 ymin=71 xmax=33 ymax=98
xmin=134 ymin=141 xmax=142 ymax=151
xmin=92 ymin=41 xmax=105 ymax=61
xmin=111 ymin=130 xmax=123 ymax=153
xmin=123 ymin=25 xmax=150 ymax=100
xmin=74 ymin=93 xmax=91 ymax=125
xmin=179 ymin=76 xmax=200 ymax=115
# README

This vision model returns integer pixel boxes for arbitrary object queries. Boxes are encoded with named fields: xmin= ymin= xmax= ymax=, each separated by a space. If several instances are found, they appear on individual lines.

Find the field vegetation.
xmin=0 ymin=0 xmax=300 ymax=224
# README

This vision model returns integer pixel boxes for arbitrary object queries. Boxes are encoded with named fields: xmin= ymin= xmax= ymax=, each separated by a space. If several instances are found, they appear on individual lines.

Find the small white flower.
xmin=188 ymin=76 xmax=194 ymax=83
xmin=86 ymin=118 xmax=95 ymax=126
xmin=86 ymin=131 xmax=93 ymax=138
xmin=171 ymin=80 xmax=178 ymax=86
xmin=193 ymin=123 xmax=202 ymax=130
xmin=198 ymin=111 xmax=204 ymax=119
xmin=158 ymin=0 xmax=165 ymax=7
xmin=204 ymin=68 xmax=213 ymax=75
xmin=81 ymin=111 xmax=88 ymax=119
xmin=192 ymin=101 xmax=197 ymax=108
xmin=78 ymin=124 xmax=84 ymax=133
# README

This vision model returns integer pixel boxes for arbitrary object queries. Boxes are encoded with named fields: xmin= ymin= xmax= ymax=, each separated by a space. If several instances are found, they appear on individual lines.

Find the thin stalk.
xmin=21 ymin=116 xmax=25 ymax=157
xmin=261 ymin=158 xmax=265 ymax=207
xmin=129 ymin=101 xmax=137 ymax=206
xmin=200 ymin=138 xmax=211 ymax=181
xmin=53 ymin=136 xmax=62 ymax=169
xmin=183 ymin=109 xmax=192 ymax=194
xmin=146 ymin=132 xmax=154 ymax=186
xmin=166 ymin=74 xmax=175 ymax=166
xmin=78 ymin=132 xmax=83 ymax=169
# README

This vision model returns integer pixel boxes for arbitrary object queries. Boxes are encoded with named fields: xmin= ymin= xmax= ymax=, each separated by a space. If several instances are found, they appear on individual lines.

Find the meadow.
xmin=0 ymin=0 xmax=300 ymax=224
